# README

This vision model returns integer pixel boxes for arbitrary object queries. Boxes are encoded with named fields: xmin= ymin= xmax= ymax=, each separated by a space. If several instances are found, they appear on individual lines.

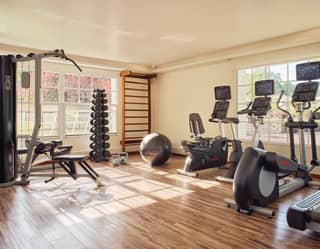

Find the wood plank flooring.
xmin=0 ymin=154 xmax=320 ymax=249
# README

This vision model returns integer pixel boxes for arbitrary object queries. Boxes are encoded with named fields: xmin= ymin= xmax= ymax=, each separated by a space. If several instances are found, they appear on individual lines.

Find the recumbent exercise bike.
xmin=177 ymin=86 xmax=242 ymax=177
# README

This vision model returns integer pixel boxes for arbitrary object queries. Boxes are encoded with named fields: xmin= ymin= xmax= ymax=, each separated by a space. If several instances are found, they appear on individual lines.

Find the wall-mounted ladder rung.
xmin=121 ymin=70 xmax=157 ymax=152
xmin=125 ymin=136 xmax=144 ymax=140
xmin=124 ymin=88 xmax=148 ymax=92
xmin=125 ymin=109 xmax=149 ymax=111
xmin=124 ymin=95 xmax=148 ymax=98
xmin=125 ymin=81 xmax=148 ymax=85
xmin=125 ymin=102 xmax=148 ymax=105
xmin=125 ymin=123 xmax=149 ymax=125
xmin=124 ymin=142 xmax=142 ymax=146
xmin=125 ymin=116 xmax=148 ymax=118
xmin=125 ymin=129 xmax=149 ymax=133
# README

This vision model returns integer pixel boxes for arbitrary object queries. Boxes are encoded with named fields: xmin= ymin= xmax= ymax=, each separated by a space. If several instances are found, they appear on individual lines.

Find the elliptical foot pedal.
xmin=224 ymin=198 xmax=275 ymax=218
xmin=176 ymin=169 xmax=199 ymax=178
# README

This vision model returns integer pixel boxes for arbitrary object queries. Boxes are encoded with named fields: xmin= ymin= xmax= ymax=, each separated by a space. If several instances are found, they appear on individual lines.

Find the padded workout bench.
xmin=49 ymin=154 xmax=103 ymax=187
xmin=18 ymin=140 xmax=103 ymax=187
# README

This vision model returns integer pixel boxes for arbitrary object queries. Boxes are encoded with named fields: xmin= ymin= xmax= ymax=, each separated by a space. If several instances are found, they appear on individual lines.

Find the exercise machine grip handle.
xmin=237 ymin=101 xmax=252 ymax=115
xmin=277 ymin=90 xmax=292 ymax=119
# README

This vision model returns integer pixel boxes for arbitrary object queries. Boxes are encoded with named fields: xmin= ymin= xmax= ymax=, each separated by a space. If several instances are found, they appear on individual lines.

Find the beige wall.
xmin=152 ymin=43 xmax=320 ymax=174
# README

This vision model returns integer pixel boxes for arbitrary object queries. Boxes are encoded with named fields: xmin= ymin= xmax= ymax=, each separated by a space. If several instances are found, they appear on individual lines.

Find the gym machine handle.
xmin=13 ymin=49 xmax=82 ymax=72
xmin=291 ymin=100 xmax=311 ymax=111
xmin=277 ymin=90 xmax=292 ymax=119
xmin=312 ymin=105 xmax=320 ymax=115
xmin=57 ymin=49 xmax=82 ymax=72
xmin=237 ymin=102 xmax=252 ymax=115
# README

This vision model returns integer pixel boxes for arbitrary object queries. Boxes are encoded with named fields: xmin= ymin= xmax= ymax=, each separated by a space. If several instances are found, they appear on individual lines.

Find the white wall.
xmin=152 ymin=43 xmax=320 ymax=174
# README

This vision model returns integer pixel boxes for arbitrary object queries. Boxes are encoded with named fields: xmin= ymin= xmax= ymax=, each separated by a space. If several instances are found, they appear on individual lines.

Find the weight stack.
xmin=89 ymin=89 xmax=110 ymax=162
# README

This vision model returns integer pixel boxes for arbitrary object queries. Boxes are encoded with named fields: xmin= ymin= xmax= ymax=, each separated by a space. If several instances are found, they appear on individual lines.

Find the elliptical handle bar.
xmin=237 ymin=101 xmax=252 ymax=115
xmin=277 ymin=90 xmax=292 ymax=119
xmin=312 ymin=105 xmax=320 ymax=114
xmin=303 ymin=101 xmax=311 ymax=110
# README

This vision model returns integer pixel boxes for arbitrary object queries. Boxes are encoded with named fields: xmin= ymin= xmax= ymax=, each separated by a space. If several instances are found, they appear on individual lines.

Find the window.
xmin=16 ymin=62 xmax=118 ymax=139
xmin=42 ymin=72 xmax=59 ymax=137
xmin=237 ymin=58 xmax=320 ymax=145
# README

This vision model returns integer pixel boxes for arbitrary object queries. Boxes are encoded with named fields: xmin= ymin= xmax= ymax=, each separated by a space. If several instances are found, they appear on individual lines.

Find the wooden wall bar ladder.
xmin=120 ymin=70 xmax=157 ymax=152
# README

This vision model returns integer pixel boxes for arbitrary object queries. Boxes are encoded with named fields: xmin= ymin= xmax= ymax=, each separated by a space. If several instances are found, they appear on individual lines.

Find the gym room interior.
xmin=1 ymin=0 xmax=320 ymax=248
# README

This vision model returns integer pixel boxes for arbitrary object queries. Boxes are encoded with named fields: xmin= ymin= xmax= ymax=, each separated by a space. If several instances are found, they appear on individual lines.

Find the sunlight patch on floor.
xmin=56 ymin=213 xmax=75 ymax=226
xmin=40 ymin=199 xmax=59 ymax=215
xmin=146 ymin=179 xmax=172 ymax=188
xmin=153 ymin=170 xmax=169 ymax=175
xmin=131 ymin=165 xmax=155 ymax=172
xmin=120 ymin=195 xmax=157 ymax=208
xmin=125 ymin=180 xmax=165 ymax=193
xmin=80 ymin=207 xmax=104 ymax=219
xmin=43 ymin=189 xmax=67 ymax=197
xmin=24 ymin=161 xmax=199 ymax=227
xmin=166 ymin=174 xmax=199 ymax=183
xmin=114 ymin=175 xmax=144 ymax=183
xmin=101 ymin=169 xmax=130 ymax=178
xmin=130 ymin=162 xmax=148 ymax=167
xmin=107 ymin=185 xmax=138 ymax=200
xmin=95 ymin=201 xmax=131 ymax=215
xmin=57 ymin=208 xmax=83 ymax=226
xmin=149 ymin=188 xmax=185 ymax=200
xmin=189 ymin=180 xmax=221 ymax=189
xmin=171 ymin=186 xmax=194 ymax=194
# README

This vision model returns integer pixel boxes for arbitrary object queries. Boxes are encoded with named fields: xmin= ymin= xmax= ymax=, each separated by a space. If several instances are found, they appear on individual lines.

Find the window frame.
xmin=237 ymin=57 xmax=320 ymax=146
xmin=16 ymin=61 xmax=119 ymax=139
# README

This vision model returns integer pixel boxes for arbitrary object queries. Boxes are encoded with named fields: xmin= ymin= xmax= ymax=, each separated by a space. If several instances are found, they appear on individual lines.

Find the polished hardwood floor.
xmin=0 ymin=154 xmax=320 ymax=249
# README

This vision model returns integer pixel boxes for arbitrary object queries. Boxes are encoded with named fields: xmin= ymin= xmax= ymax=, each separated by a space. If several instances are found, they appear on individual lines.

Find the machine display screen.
xmin=296 ymin=62 xmax=320 ymax=81
xmin=215 ymin=86 xmax=231 ymax=100
xmin=255 ymin=80 xmax=274 ymax=96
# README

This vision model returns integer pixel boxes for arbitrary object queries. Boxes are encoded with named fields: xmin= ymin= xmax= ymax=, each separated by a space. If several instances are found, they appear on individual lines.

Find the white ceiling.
xmin=1 ymin=0 xmax=320 ymax=66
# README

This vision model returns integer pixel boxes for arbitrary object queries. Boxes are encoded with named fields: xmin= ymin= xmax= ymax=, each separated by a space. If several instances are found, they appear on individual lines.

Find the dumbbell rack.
xmin=89 ymin=89 xmax=110 ymax=162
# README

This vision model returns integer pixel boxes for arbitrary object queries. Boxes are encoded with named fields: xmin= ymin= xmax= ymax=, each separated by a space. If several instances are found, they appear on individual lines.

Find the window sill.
xmin=240 ymin=139 xmax=318 ymax=147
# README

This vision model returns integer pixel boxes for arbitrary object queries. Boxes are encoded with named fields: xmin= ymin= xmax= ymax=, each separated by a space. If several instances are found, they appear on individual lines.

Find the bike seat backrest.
xmin=211 ymin=101 xmax=229 ymax=120
xmin=189 ymin=113 xmax=205 ymax=136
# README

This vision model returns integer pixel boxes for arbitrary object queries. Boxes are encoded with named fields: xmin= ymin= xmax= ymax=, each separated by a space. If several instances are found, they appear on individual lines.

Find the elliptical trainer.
xmin=225 ymin=62 xmax=320 ymax=218
xmin=177 ymin=85 xmax=242 ymax=177
xmin=216 ymin=80 xmax=274 ymax=183
xmin=285 ymin=61 xmax=320 ymax=232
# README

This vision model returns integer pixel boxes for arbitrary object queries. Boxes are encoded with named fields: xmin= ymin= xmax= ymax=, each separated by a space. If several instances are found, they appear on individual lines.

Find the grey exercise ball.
xmin=140 ymin=133 xmax=172 ymax=166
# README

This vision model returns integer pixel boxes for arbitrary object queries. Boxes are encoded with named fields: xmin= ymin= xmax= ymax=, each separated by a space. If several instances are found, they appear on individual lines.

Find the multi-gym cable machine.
xmin=0 ymin=49 xmax=103 ymax=187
